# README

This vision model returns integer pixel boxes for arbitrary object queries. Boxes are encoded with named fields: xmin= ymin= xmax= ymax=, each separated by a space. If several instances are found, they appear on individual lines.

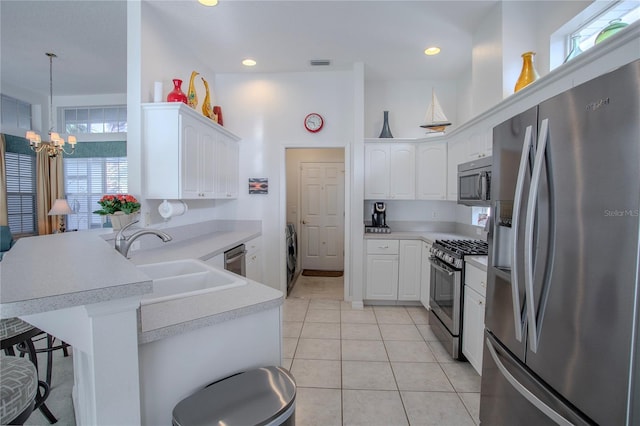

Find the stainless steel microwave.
xmin=457 ymin=157 xmax=491 ymax=206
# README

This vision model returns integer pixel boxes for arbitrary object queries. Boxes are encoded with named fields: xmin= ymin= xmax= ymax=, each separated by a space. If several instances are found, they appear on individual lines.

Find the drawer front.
xmin=366 ymin=239 xmax=399 ymax=255
xmin=465 ymin=263 xmax=487 ymax=297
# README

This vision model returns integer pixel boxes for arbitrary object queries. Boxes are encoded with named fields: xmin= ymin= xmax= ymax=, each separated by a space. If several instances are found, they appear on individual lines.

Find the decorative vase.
xmin=108 ymin=211 xmax=138 ymax=231
xmin=563 ymin=35 xmax=583 ymax=63
xmin=595 ymin=19 xmax=628 ymax=45
xmin=201 ymin=77 xmax=214 ymax=119
xmin=187 ymin=71 xmax=199 ymax=109
xmin=213 ymin=106 xmax=223 ymax=126
xmin=167 ymin=79 xmax=188 ymax=104
xmin=378 ymin=110 xmax=393 ymax=138
xmin=514 ymin=51 xmax=539 ymax=93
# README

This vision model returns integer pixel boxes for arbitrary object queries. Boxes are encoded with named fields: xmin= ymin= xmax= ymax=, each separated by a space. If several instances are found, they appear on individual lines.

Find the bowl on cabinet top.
xmin=137 ymin=259 xmax=246 ymax=305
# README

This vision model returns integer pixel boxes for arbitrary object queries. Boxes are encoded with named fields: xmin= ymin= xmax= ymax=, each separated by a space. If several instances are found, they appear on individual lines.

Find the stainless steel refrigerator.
xmin=480 ymin=59 xmax=640 ymax=425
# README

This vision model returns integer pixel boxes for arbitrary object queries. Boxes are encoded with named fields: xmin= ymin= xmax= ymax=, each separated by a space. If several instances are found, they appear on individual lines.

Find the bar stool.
xmin=0 ymin=318 xmax=57 ymax=424
xmin=0 ymin=354 xmax=38 ymax=424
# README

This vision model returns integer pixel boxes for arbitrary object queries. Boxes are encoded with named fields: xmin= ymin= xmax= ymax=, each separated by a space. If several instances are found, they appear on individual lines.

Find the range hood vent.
xmin=310 ymin=59 xmax=331 ymax=66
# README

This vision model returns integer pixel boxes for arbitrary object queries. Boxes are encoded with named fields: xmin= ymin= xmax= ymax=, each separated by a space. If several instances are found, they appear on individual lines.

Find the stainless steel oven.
xmin=224 ymin=244 xmax=246 ymax=277
xmin=457 ymin=157 xmax=492 ymax=206
xmin=429 ymin=239 xmax=488 ymax=360
xmin=429 ymin=256 xmax=463 ymax=357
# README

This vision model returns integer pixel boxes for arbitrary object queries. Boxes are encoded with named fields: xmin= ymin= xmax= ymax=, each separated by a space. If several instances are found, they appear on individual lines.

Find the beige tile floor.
xmin=285 ymin=274 xmax=480 ymax=426
xmin=22 ymin=274 xmax=480 ymax=425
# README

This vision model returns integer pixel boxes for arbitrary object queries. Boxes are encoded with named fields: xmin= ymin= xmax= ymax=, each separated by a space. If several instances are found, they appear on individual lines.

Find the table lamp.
xmin=48 ymin=199 xmax=73 ymax=233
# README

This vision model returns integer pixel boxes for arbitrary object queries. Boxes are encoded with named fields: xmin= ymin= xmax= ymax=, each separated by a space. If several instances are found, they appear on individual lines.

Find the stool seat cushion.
xmin=0 ymin=355 xmax=38 ymax=424
xmin=0 ymin=318 xmax=35 ymax=341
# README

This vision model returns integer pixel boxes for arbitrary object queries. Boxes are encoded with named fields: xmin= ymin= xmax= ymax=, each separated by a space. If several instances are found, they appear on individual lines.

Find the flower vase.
xmin=109 ymin=211 xmax=137 ymax=231
xmin=187 ymin=71 xmax=199 ymax=109
xmin=201 ymin=77 xmax=214 ymax=119
xmin=595 ymin=19 xmax=628 ymax=45
xmin=378 ymin=110 xmax=394 ymax=138
xmin=167 ymin=79 xmax=188 ymax=104
xmin=563 ymin=35 xmax=582 ymax=63
xmin=514 ymin=51 xmax=539 ymax=93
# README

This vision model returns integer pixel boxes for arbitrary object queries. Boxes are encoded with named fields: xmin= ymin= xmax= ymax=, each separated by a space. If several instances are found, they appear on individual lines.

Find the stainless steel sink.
xmin=137 ymin=259 xmax=247 ymax=305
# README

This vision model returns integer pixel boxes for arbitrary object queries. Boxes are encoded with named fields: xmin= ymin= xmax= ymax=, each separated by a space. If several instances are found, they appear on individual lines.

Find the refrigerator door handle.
xmin=486 ymin=337 xmax=573 ymax=426
xmin=510 ymin=124 xmax=533 ymax=342
xmin=524 ymin=118 xmax=549 ymax=353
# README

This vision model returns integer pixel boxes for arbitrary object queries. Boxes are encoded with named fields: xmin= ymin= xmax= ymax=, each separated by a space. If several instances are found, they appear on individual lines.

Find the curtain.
xmin=0 ymin=134 xmax=7 ymax=226
xmin=36 ymin=151 xmax=64 ymax=235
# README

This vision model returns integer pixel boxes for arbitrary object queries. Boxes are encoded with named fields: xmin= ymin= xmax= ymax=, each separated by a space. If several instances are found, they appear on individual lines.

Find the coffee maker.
xmin=372 ymin=202 xmax=386 ymax=227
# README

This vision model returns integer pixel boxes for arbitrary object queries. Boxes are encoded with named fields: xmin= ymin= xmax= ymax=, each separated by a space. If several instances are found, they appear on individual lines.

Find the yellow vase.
xmin=187 ymin=71 xmax=199 ymax=109
xmin=514 ymin=51 xmax=539 ymax=93
xmin=201 ymin=77 xmax=214 ymax=120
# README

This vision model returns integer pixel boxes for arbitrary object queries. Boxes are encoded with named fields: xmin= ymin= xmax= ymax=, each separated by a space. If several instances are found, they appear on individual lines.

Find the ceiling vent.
xmin=310 ymin=59 xmax=331 ymax=66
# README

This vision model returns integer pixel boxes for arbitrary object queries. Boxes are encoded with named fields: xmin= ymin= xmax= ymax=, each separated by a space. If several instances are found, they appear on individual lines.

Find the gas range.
xmin=430 ymin=239 xmax=488 ymax=269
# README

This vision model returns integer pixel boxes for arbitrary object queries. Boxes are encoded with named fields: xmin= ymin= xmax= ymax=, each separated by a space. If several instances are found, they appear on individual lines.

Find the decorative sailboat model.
xmin=420 ymin=89 xmax=451 ymax=132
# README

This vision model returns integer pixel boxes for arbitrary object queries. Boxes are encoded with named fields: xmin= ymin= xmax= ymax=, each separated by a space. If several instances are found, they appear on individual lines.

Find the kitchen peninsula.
xmin=0 ymin=227 xmax=283 ymax=425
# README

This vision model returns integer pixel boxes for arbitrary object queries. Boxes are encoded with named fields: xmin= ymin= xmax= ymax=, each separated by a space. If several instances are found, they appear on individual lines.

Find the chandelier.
xmin=25 ymin=53 xmax=76 ymax=158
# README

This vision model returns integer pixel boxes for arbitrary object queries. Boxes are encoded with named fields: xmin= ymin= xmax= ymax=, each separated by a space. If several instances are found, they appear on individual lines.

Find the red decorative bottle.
xmin=166 ymin=79 xmax=188 ymax=104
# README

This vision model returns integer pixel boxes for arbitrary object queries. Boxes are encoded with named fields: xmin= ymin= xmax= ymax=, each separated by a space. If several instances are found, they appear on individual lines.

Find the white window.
xmin=569 ymin=1 xmax=639 ymax=57
xmin=64 ymin=157 xmax=128 ymax=230
xmin=472 ymin=206 xmax=490 ymax=227
xmin=63 ymin=106 xmax=127 ymax=134
xmin=5 ymin=152 xmax=37 ymax=235
xmin=1 ymin=94 xmax=32 ymax=131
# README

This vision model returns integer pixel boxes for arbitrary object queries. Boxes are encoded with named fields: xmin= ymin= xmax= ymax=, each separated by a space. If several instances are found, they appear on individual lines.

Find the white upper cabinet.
xmin=364 ymin=144 xmax=390 ymax=199
xmin=416 ymin=141 xmax=447 ymax=200
xmin=364 ymin=143 xmax=415 ymax=200
xmin=467 ymin=129 xmax=492 ymax=160
xmin=142 ymin=103 xmax=240 ymax=200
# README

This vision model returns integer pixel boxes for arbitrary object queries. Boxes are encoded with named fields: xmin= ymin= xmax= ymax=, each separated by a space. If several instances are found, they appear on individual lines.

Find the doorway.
xmin=285 ymin=148 xmax=345 ymax=288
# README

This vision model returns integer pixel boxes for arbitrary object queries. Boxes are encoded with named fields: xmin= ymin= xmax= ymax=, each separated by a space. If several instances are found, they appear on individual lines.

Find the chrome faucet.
xmin=115 ymin=220 xmax=172 ymax=258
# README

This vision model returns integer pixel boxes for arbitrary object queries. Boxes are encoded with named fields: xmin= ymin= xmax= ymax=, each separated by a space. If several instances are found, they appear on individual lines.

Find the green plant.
xmin=93 ymin=194 xmax=141 ymax=215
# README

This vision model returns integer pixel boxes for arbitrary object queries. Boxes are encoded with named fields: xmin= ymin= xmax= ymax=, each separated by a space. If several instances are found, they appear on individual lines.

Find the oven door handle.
xmin=429 ymin=257 xmax=455 ymax=276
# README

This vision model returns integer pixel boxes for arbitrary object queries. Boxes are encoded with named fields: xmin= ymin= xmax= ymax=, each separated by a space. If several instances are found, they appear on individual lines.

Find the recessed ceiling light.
xmin=198 ymin=0 xmax=218 ymax=6
xmin=424 ymin=47 xmax=441 ymax=56
xmin=242 ymin=58 xmax=257 ymax=67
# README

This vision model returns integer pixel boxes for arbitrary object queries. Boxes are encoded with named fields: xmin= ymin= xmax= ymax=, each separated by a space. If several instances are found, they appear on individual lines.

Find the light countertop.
xmin=0 ymin=232 xmax=152 ymax=318
xmin=466 ymin=256 xmax=488 ymax=272
xmin=128 ymin=230 xmax=261 ymax=265
xmin=138 ymin=278 xmax=282 ymax=343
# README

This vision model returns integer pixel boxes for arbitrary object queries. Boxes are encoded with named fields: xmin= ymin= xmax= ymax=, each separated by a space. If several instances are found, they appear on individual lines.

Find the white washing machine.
xmin=285 ymin=223 xmax=298 ymax=294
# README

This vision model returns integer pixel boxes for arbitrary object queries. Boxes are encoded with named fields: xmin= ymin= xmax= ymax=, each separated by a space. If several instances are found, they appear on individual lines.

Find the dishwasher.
xmin=224 ymin=244 xmax=246 ymax=277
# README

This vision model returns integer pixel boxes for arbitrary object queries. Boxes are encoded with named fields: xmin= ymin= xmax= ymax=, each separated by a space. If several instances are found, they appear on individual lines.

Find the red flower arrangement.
xmin=93 ymin=194 xmax=141 ymax=215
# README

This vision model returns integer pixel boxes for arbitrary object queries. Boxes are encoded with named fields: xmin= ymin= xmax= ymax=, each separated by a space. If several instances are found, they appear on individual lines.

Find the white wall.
xmin=188 ymin=71 xmax=356 ymax=292
xmin=364 ymin=79 xmax=458 ymax=138
xmin=471 ymin=2 xmax=503 ymax=117
xmin=0 ymin=82 xmax=46 ymax=137
xmin=363 ymin=200 xmax=458 ymax=223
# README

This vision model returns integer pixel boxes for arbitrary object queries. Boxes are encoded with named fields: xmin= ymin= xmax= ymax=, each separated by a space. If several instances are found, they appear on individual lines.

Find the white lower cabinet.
xmin=462 ymin=263 xmax=487 ymax=375
xmin=365 ymin=240 xmax=399 ymax=300
xmin=365 ymin=239 xmax=421 ymax=301
xmin=420 ymin=241 xmax=432 ymax=309
xmin=398 ymin=240 xmax=422 ymax=301
xmin=245 ymin=237 xmax=263 ymax=282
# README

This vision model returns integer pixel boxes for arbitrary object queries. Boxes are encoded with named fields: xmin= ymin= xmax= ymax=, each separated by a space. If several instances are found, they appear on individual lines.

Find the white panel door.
xmin=416 ymin=141 xmax=447 ymax=200
xmin=181 ymin=116 xmax=200 ymax=198
xmin=300 ymin=162 xmax=345 ymax=271
xmin=366 ymin=255 xmax=399 ymax=300
xmin=398 ymin=240 xmax=421 ymax=300
xmin=364 ymin=144 xmax=390 ymax=199
xmin=389 ymin=144 xmax=415 ymax=199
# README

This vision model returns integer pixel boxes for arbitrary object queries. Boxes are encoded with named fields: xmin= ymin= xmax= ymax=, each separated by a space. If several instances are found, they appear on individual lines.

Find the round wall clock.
xmin=304 ymin=113 xmax=324 ymax=133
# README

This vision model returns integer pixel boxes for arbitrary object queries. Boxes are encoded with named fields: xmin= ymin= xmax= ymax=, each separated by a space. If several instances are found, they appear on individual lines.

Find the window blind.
xmin=64 ymin=157 xmax=128 ymax=230
xmin=5 ymin=152 xmax=36 ymax=234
